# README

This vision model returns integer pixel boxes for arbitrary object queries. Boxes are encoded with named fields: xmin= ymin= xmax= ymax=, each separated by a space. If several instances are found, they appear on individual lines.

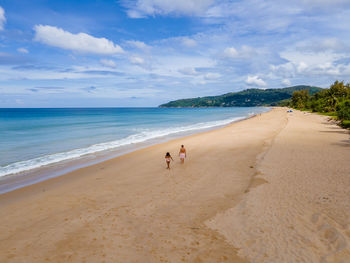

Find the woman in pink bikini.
xmin=179 ymin=145 xmax=187 ymax=164
xmin=165 ymin=152 xmax=173 ymax=169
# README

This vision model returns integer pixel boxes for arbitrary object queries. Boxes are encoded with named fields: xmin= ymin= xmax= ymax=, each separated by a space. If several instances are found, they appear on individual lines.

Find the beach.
xmin=0 ymin=107 xmax=349 ymax=262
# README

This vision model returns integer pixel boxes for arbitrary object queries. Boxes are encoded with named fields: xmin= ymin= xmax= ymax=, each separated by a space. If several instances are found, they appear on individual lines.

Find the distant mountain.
xmin=159 ymin=85 xmax=323 ymax=107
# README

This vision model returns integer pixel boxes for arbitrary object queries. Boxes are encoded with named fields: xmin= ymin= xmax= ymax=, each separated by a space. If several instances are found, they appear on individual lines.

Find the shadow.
xmin=332 ymin=140 xmax=350 ymax=147
xmin=321 ymin=122 xmax=338 ymax=126
xmin=319 ymin=130 xmax=350 ymax=135
xmin=327 ymin=126 xmax=344 ymax=130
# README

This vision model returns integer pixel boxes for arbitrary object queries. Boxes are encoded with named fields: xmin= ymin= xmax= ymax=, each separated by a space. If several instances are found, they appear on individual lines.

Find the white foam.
xmin=0 ymin=116 xmax=244 ymax=177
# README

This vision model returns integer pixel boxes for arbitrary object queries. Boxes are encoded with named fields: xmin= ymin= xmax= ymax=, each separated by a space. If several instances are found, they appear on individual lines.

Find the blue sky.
xmin=0 ymin=0 xmax=350 ymax=107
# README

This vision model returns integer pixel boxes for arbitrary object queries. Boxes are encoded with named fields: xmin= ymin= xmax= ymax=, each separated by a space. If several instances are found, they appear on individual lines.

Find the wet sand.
xmin=1 ymin=108 xmax=349 ymax=262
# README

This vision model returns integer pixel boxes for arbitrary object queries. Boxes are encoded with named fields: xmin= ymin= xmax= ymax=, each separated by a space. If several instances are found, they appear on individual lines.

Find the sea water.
xmin=0 ymin=107 xmax=269 ymax=179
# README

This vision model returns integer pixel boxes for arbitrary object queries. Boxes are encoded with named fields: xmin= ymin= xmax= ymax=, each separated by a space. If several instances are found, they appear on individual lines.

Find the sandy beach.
xmin=1 ymin=108 xmax=349 ymax=263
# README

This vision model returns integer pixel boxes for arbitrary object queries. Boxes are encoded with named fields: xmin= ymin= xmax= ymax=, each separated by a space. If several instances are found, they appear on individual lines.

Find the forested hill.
xmin=159 ymin=85 xmax=322 ymax=107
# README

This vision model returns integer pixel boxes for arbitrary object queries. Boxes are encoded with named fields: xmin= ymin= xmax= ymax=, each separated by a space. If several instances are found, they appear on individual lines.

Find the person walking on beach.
xmin=165 ymin=152 xmax=173 ymax=169
xmin=179 ymin=145 xmax=187 ymax=164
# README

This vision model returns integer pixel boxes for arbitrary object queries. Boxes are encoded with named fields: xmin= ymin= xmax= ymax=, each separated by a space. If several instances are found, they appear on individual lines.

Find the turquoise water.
xmin=0 ymin=107 xmax=269 ymax=177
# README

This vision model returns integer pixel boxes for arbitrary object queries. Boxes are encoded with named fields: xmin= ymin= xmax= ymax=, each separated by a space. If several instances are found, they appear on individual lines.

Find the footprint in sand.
xmin=311 ymin=213 xmax=349 ymax=261
xmin=318 ymin=224 xmax=347 ymax=251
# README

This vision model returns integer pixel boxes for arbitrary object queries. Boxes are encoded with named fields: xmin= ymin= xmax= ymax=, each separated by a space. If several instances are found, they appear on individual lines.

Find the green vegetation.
xmin=289 ymin=81 xmax=350 ymax=128
xmin=159 ymin=85 xmax=322 ymax=107
xmin=291 ymin=89 xmax=310 ymax=109
xmin=341 ymin=120 xmax=350 ymax=129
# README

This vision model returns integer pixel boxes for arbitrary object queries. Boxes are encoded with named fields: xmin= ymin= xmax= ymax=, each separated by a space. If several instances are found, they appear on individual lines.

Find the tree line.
xmin=289 ymin=81 xmax=350 ymax=128
xmin=160 ymin=85 xmax=322 ymax=108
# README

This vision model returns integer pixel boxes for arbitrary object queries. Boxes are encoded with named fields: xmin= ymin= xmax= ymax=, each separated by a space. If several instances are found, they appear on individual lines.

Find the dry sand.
xmin=0 ymin=108 xmax=349 ymax=263
xmin=207 ymin=110 xmax=350 ymax=262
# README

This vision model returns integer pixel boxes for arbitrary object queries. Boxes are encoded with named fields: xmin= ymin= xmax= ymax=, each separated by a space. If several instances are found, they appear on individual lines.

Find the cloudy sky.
xmin=0 ymin=0 xmax=350 ymax=107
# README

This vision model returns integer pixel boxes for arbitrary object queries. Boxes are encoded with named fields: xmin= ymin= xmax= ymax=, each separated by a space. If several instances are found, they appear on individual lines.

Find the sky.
xmin=0 ymin=0 xmax=350 ymax=107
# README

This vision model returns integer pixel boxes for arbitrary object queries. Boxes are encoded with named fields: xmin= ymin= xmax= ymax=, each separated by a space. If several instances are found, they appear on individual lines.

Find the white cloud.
xmin=156 ymin=35 xmax=199 ymax=50
xmin=153 ymin=55 xmax=216 ymax=77
xmin=271 ymin=50 xmax=350 ymax=78
xmin=241 ymin=45 xmax=257 ymax=56
xmin=126 ymin=40 xmax=151 ymax=51
xmin=122 ymin=0 xmax=350 ymax=20
xmin=100 ymin=59 xmax=116 ymax=68
xmin=282 ymin=79 xmax=291 ymax=86
xmin=181 ymin=37 xmax=197 ymax=47
xmin=178 ymin=67 xmax=198 ymax=75
xmin=17 ymin=48 xmax=29 ymax=54
xmin=297 ymin=62 xmax=308 ymax=73
xmin=0 ymin=6 xmax=6 ymax=31
xmin=297 ymin=0 xmax=350 ymax=9
xmin=319 ymin=38 xmax=345 ymax=51
xmin=295 ymin=38 xmax=349 ymax=53
xmin=129 ymin=56 xmax=145 ymax=65
xmin=223 ymin=47 xmax=238 ymax=58
xmin=246 ymin=75 xmax=267 ymax=87
xmin=123 ymin=0 xmax=215 ymax=17
xmin=271 ymin=56 xmax=350 ymax=79
xmin=204 ymin=72 xmax=221 ymax=80
xmin=34 ymin=25 xmax=124 ymax=55
xmin=222 ymin=46 xmax=257 ymax=60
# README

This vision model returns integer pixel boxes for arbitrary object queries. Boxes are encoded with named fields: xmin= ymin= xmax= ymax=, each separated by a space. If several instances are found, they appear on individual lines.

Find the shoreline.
xmin=0 ymin=108 xmax=279 ymax=262
xmin=1 ymin=108 xmax=348 ymax=262
xmin=0 ymin=110 xmax=266 ymax=195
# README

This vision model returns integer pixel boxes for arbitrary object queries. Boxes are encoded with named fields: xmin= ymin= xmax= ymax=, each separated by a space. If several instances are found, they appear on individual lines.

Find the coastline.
xmin=1 ymin=108 xmax=349 ymax=262
xmin=0 ymin=109 xmax=265 ymax=194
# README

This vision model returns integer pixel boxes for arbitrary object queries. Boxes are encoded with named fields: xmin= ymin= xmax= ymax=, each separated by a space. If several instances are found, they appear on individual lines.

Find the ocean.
xmin=0 ymin=107 xmax=269 ymax=183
